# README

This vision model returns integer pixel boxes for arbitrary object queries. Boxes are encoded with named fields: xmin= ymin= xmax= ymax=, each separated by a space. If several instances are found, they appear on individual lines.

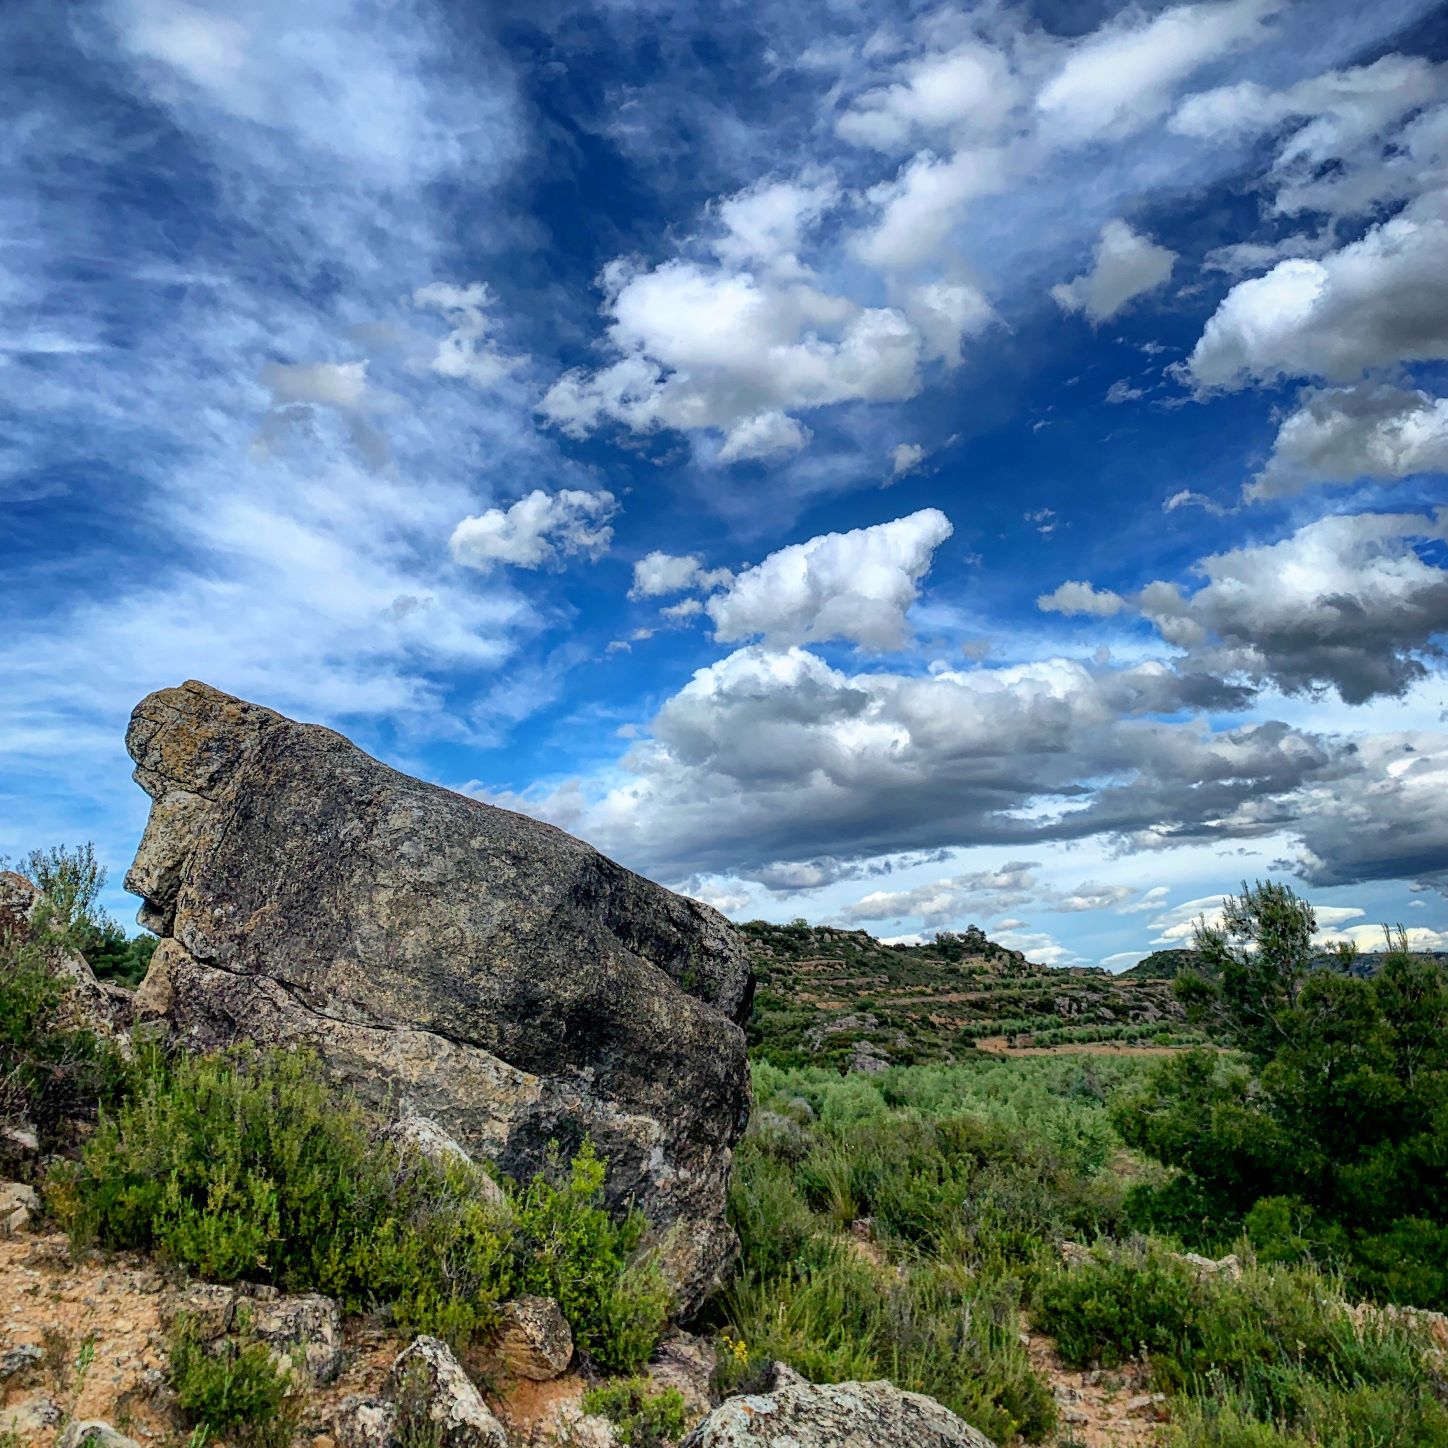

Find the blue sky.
xmin=4 ymin=0 xmax=1448 ymax=969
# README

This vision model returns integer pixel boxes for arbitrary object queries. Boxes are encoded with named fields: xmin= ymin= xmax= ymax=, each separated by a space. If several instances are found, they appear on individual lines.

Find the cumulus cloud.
xmin=481 ymin=646 xmax=1334 ymax=889
xmin=706 ymin=509 xmax=953 ymax=649
xmin=889 ymin=442 xmax=926 ymax=479
xmin=1186 ymin=194 xmax=1448 ymax=389
xmin=413 ymin=281 xmax=520 ymax=390
xmin=540 ymin=256 xmax=922 ymax=454
xmin=450 ymin=489 xmax=617 ymax=572
xmin=717 ymin=410 xmax=812 ymax=463
xmin=1035 ymin=0 xmax=1282 ymax=145
xmin=629 ymin=551 xmax=733 ymax=599
xmin=1038 ymin=580 xmax=1127 ymax=617
xmin=836 ymin=40 xmax=1019 ymax=153
xmin=1291 ymin=732 xmax=1448 ymax=895
xmin=1137 ymin=510 xmax=1448 ymax=703
xmin=1052 ymin=220 xmax=1177 ymax=323
xmin=839 ymin=860 xmax=1041 ymax=927
xmin=852 ymin=146 xmax=1008 ymax=272
xmin=1249 ymin=384 xmax=1448 ymax=499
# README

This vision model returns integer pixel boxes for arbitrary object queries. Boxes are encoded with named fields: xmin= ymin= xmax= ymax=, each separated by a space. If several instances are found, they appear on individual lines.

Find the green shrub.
xmin=55 ymin=1044 xmax=665 ymax=1361
xmin=1035 ymin=1244 xmax=1448 ymax=1441
xmin=582 ymin=1378 xmax=689 ymax=1447
xmin=169 ymin=1312 xmax=298 ymax=1447
xmin=512 ymin=1140 xmax=671 ymax=1373
xmin=0 ymin=914 xmax=136 ymax=1171
xmin=1034 ymin=1242 xmax=1196 ymax=1368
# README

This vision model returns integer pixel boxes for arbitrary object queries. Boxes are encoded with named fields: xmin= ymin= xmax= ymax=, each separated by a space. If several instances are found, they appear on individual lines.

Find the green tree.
xmin=1118 ymin=882 xmax=1448 ymax=1308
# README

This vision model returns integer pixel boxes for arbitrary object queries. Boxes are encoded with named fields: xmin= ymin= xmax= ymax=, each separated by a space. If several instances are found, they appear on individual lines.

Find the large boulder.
xmin=123 ymin=680 xmax=753 ymax=1310
xmin=680 ymin=1379 xmax=996 ymax=1448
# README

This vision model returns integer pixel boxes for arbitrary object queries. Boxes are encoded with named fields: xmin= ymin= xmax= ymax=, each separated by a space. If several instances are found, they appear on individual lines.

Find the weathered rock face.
xmin=124 ymin=680 xmax=753 ymax=1310
xmin=680 ymin=1379 xmax=996 ymax=1448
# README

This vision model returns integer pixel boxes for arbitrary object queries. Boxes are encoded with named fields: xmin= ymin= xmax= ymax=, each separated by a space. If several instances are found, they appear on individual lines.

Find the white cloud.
xmin=629 ymin=552 xmax=733 ymax=599
xmin=710 ymin=172 xmax=840 ymax=276
xmin=540 ymin=256 xmax=923 ymax=452
xmin=889 ymin=442 xmax=926 ymax=479
xmin=1038 ymin=580 xmax=1127 ymax=617
xmin=450 ymin=489 xmax=617 ymax=572
xmin=1186 ymin=193 xmax=1448 ymax=389
xmin=706 ymin=508 xmax=953 ymax=649
xmin=1052 ymin=220 xmax=1177 ymax=323
xmin=413 ymin=281 xmax=519 ymax=389
xmin=1164 ymin=489 xmax=1229 ymax=515
xmin=852 ymin=146 xmax=1008 ymax=272
xmin=1035 ymin=0 xmax=1282 ymax=146
xmin=1119 ymin=885 xmax=1171 ymax=914
xmin=836 ymin=40 xmax=1019 ymax=153
xmin=1106 ymin=379 xmax=1146 ymax=404
xmin=717 ymin=410 xmax=812 ymax=463
xmin=1249 ymin=384 xmax=1448 ymax=499
xmin=1171 ymin=55 xmax=1446 ymax=218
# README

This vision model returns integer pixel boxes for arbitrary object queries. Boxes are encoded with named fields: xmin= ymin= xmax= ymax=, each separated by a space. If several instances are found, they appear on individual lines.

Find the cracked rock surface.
xmin=680 ymin=1378 xmax=997 ymax=1447
xmin=124 ymin=680 xmax=753 ymax=1311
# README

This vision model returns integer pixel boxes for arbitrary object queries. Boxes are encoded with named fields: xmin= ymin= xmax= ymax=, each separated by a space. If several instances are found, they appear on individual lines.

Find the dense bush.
xmin=53 ymin=1045 xmax=669 ymax=1367
xmin=1036 ymin=1242 xmax=1448 ymax=1444
xmin=1116 ymin=882 xmax=1448 ymax=1307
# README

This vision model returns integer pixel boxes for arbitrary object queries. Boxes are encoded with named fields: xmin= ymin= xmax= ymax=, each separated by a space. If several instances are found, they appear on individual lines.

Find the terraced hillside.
xmin=741 ymin=920 xmax=1200 ymax=1070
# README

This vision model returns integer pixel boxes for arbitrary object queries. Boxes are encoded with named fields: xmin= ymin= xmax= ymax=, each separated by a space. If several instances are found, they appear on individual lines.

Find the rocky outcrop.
xmin=680 ymin=1379 xmax=996 ymax=1447
xmin=123 ymin=680 xmax=753 ymax=1311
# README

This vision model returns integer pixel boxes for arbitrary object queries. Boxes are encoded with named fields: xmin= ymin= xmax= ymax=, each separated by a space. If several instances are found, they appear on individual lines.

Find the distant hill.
xmin=1121 ymin=946 xmax=1448 ymax=982
xmin=1120 ymin=948 xmax=1205 ymax=980
xmin=740 ymin=920 xmax=1200 ymax=1070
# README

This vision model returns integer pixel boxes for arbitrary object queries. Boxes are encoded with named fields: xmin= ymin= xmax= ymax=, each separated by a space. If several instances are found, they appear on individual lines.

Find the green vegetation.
xmin=716 ymin=1055 xmax=1157 ymax=1442
xmin=582 ymin=1378 xmax=689 ymax=1447
xmin=52 ymin=1045 xmax=669 ymax=1368
xmin=741 ymin=918 xmax=1187 ymax=1069
xmin=1037 ymin=1242 xmax=1448 ymax=1446
xmin=169 ymin=1311 xmax=299 ymax=1447
xmin=0 ymin=889 xmax=136 ymax=1173
xmin=1117 ymin=882 xmax=1448 ymax=1309
xmin=9 ymin=842 xmax=157 ymax=984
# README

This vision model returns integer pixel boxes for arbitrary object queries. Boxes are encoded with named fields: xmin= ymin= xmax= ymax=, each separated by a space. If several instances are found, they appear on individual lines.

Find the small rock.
xmin=648 ymin=1328 xmax=718 ymax=1417
xmin=59 ymin=1422 xmax=145 ymax=1448
xmin=0 ymin=1181 xmax=41 ymax=1235
xmin=388 ymin=1335 xmax=509 ymax=1448
xmin=1 ymin=1121 xmax=39 ymax=1156
xmin=335 ymin=1396 xmax=396 ymax=1448
xmin=242 ymin=1290 xmax=344 ymax=1384
xmin=488 ymin=1295 xmax=572 ymax=1381
xmin=0 ymin=1342 xmax=41 ymax=1380
xmin=163 ymin=1281 xmax=236 ymax=1339
xmin=555 ymin=1406 xmax=621 ymax=1448
xmin=0 ymin=1395 xmax=62 ymax=1435
xmin=766 ymin=1361 xmax=808 ymax=1391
